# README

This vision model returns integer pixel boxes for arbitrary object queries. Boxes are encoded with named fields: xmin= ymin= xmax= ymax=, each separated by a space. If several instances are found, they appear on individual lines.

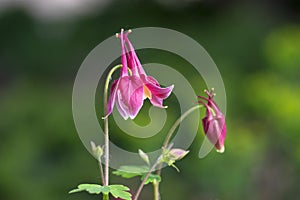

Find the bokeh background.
xmin=1 ymin=0 xmax=300 ymax=199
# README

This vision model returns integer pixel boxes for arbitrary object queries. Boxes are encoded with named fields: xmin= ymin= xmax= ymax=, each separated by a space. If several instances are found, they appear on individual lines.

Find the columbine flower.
xmin=124 ymin=35 xmax=174 ymax=108
xmin=106 ymin=29 xmax=173 ymax=120
xmin=106 ymin=29 xmax=143 ymax=120
xmin=198 ymin=88 xmax=226 ymax=153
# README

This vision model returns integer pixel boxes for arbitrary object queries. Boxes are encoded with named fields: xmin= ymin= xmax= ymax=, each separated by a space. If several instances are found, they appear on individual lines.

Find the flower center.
xmin=143 ymin=85 xmax=152 ymax=99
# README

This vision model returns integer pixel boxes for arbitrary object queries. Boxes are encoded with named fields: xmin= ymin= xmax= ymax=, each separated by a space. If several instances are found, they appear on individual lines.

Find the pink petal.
xmin=116 ymin=76 xmax=144 ymax=119
xmin=140 ymin=75 xmax=174 ymax=108
xmin=128 ymin=86 xmax=144 ymax=119
xmin=149 ymin=95 xmax=164 ymax=107
xmin=125 ymin=48 xmax=139 ymax=77
xmin=124 ymin=35 xmax=146 ymax=75
xmin=203 ymin=114 xmax=226 ymax=152
xmin=116 ymin=91 xmax=130 ymax=120
xmin=120 ymin=30 xmax=129 ymax=77
xmin=106 ymin=79 xmax=119 ymax=117
xmin=144 ymin=75 xmax=160 ymax=86
xmin=147 ymin=83 xmax=174 ymax=99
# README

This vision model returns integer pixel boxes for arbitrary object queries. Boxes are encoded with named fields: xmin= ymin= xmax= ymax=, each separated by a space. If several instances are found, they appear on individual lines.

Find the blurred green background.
xmin=1 ymin=0 xmax=300 ymax=199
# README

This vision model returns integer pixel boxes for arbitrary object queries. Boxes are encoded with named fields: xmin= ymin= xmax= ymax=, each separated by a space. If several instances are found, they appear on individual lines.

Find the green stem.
xmin=102 ymin=64 xmax=122 ymax=200
xmin=134 ymin=157 xmax=162 ymax=200
xmin=103 ymin=194 xmax=109 ymax=200
xmin=154 ymin=105 xmax=202 ymax=198
xmin=162 ymin=105 xmax=202 ymax=149
xmin=98 ymin=159 xmax=105 ymax=186
xmin=153 ymin=181 xmax=160 ymax=200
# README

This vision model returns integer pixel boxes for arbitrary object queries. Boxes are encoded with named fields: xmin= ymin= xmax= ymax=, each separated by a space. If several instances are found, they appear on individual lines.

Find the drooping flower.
xmin=198 ymin=88 xmax=226 ymax=153
xmin=106 ymin=29 xmax=144 ymax=120
xmin=123 ymin=35 xmax=174 ymax=108
xmin=106 ymin=29 xmax=174 ymax=120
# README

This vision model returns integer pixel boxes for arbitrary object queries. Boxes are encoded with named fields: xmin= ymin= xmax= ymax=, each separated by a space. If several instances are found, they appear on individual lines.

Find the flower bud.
xmin=161 ymin=146 xmax=189 ymax=171
xmin=90 ymin=141 xmax=103 ymax=161
xmin=198 ymin=89 xmax=226 ymax=153
xmin=138 ymin=149 xmax=150 ymax=165
xmin=169 ymin=148 xmax=190 ymax=161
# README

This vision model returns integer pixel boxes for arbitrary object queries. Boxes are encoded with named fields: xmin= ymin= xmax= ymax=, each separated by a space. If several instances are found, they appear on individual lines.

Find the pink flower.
xmin=198 ymin=89 xmax=226 ymax=153
xmin=106 ymin=29 xmax=174 ymax=120
xmin=124 ymin=35 xmax=174 ymax=108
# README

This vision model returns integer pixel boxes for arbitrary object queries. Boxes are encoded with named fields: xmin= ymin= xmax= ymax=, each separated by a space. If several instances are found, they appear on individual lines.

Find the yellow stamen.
xmin=143 ymin=85 xmax=152 ymax=99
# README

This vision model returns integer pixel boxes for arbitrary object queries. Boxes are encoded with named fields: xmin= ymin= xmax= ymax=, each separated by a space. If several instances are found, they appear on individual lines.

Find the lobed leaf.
xmin=109 ymin=185 xmax=132 ymax=200
xmin=109 ymin=184 xmax=130 ymax=191
xmin=141 ymin=174 xmax=161 ymax=185
xmin=69 ymin=184 xmax=102 ymax=194
xmin=69 ymin=183 xmax=132 ymax=200
xmin=113 ymin=165 xmax=149 ymax=178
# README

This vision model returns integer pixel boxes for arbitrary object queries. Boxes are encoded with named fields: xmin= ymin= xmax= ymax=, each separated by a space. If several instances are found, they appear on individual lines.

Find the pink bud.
xmin=198 ymin=89 xmax=226 ymax=153
xmin=169 ymin=148 xmax=189 ymax=160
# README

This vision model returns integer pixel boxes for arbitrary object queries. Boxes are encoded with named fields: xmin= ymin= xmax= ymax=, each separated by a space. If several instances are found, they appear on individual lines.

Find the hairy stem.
xmin=103 ymin=64 xmax=122 ymax=200
xmin=163 ymin=105 xmax=202 ymax=149
xmin=98 ymin=160 xmax=105 ymax=186
xmin=155 ymin=105 xmax=202 ymax=198
xmin=134 ymin=157 xmax=161 ymax=200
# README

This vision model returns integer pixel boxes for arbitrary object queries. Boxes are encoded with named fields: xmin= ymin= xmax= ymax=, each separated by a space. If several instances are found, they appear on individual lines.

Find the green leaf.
xmin=109 ymin=184 xmax=132 ymax=200
xmin=113 ymin=165 xmax=161 ymax=186
xmin=69 ymin=183 xmax=132 ymax=199
xmin=141 ymin=174 xmax=161 ymax=185
xmin=110 ymin=189 xmax=132 ymax=200
xmin=69 ymin=188 xmax=84 ymax=194
xmin=109 ymin=185 xmax=130 ymax=191
xmin=69 ymin=184 xmax=102 ymax=194
xmin=113 ymin=165 xmax=149 ymax=178
xmin=101 ymin=186 xmax=110 ymax=195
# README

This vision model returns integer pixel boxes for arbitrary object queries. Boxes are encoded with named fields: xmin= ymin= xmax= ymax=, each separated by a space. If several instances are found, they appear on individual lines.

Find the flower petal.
xmin=145 ymin=76 xmax=174 ymax=99
xmin=116 ymin=76 xmax=144 ymax=119
xmin=144 ymin=75 xmax=160 ymax=86
xmin=203 ymin=115 xmax=226 ymax=153
xmin=124 ymin=35 xmax=146 ymax=75
xmin=149 ymin=95 xmax=164 ymax=108
xmin=106 ymin=79 xmax=119 ymax=117
xmin=120 ymin=29 xmax=129 ymax=77
xmin=142 ymin=76 xmax=174 ymax=107
xmin=128 ymin=85 xmax=144 ymax=119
